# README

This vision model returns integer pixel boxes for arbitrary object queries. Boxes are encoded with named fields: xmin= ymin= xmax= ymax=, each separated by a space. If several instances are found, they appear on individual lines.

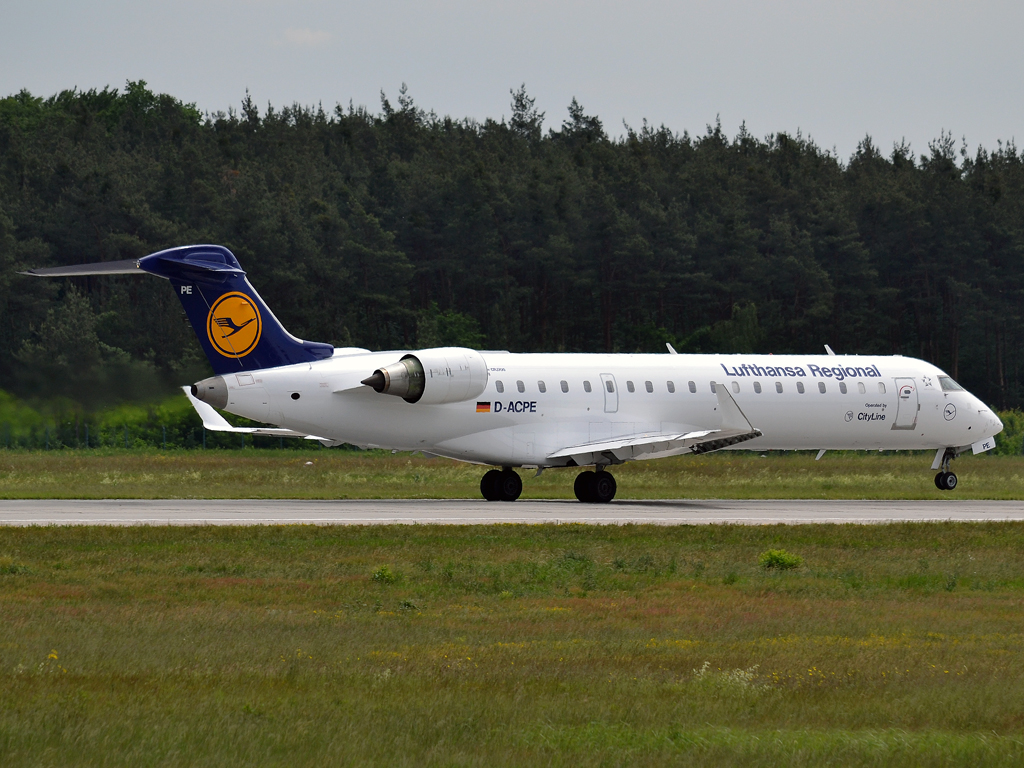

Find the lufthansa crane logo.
xmin=206 ymin=292 xmax=262 ymax=358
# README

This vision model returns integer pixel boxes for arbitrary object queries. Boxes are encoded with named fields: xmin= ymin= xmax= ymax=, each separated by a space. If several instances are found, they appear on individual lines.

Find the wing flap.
xmin=547 ymin=430 xmax=716 ymax=460
xmin=547 ymin=383 xmax=762 ymax=462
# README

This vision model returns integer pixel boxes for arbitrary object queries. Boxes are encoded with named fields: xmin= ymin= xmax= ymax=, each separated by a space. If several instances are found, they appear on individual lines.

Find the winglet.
xmin=713 ymin=382 xmax=756 ymax=433
xmin=182 ymin=386 xmax=234 ymax=431
xmin=824 ymin=344 xmax=836 ymax=356
xmin=666 ymin=342 xmax=678 ymax=355
xmin=180 ymin=386 xmax=337 ymax=443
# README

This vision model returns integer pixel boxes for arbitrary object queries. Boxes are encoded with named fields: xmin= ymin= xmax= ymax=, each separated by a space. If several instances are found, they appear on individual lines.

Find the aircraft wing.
xmin=547 ymin=383 xmax=762 ymax=463
xmin=181 ymin=387 xmax=343 ymax=445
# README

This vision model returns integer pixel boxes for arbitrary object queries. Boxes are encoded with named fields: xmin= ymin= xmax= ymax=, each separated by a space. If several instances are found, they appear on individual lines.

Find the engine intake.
xmin=361 ymin=347 xmax=488 ymax=404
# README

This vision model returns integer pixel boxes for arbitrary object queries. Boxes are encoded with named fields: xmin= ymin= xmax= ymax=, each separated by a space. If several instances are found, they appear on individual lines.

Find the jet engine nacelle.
xmin=362 ymin=347 xmax=488 ymax=404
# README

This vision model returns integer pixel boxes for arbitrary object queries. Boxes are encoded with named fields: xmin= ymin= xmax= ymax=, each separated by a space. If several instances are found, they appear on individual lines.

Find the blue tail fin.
xmin=138 ymin=245 xmax=333 ymax=374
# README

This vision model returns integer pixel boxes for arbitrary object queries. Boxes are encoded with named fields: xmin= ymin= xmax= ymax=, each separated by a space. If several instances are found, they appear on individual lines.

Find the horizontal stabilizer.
xmin=20 ymin=259 xmax=142 ymax=277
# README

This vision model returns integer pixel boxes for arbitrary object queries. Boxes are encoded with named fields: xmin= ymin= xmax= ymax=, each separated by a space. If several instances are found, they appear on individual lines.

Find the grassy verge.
xmin=1 ymin=449 xmax=1024 ymax=499
xmin=2 ymin=523 xmax=1024 ymax=765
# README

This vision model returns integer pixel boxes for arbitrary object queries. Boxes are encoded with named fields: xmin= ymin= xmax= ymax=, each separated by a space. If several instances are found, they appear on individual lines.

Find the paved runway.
xmin=1 ymin=498 xmax=1024 ymax=525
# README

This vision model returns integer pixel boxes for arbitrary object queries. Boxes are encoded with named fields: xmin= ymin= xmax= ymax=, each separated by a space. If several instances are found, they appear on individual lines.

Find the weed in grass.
xmin=759 ymin=549 xmax=804 ymax=570
xmin=0 ymin=556 xmax=30 ymax=575
xmin=372 ymin=564 xmax=397 ymax=584
xmin=692 ymin=661 xmax=764 ymax=691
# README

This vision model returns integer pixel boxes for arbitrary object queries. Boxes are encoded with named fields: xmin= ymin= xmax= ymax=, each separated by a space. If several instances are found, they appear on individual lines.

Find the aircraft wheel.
xmin=592 ymin=472 xmax=617 ymax=503
xmin=574 ymin=471 xmax=596 ymax=503
xmin=934 ymin=472 xmax=946 ymax=490
xmin=481 ymin=469 xmax=503 ymax=501
xmin=497 ymin=469 xmax=523 ymax=502
xmin=937 ymin=471 xmax=958 ymax=491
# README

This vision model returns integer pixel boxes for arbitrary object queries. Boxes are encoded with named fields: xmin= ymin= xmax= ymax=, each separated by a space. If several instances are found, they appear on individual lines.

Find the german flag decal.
xmin=476 ymin=402 xmax=491 ymax=413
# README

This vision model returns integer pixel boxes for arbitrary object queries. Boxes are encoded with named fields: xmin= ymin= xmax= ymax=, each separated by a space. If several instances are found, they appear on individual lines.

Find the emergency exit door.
xmin=599 ymin=374 xmax=618 ymax=413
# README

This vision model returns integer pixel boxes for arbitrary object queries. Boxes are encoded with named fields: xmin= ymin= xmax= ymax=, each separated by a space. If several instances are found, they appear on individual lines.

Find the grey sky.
xmin=4 ymin=0 xmax=1022 ymax=160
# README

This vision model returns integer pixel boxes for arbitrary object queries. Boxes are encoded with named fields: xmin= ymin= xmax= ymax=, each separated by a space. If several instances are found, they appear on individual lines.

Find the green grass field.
xmin=0 ymin=449 xmax=1023 ymax=499
xmin=2 ymin=523 xmax=1024 ymax=765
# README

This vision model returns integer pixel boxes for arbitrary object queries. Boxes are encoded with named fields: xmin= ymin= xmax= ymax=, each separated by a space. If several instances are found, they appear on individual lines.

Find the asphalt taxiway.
xmin=1 ymin=498 xmax=1024 ymax=525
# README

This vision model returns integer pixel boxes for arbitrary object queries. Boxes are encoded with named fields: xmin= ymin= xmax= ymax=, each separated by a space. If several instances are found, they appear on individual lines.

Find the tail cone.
xmin=361 ymin=371 xmax=387 ymax=392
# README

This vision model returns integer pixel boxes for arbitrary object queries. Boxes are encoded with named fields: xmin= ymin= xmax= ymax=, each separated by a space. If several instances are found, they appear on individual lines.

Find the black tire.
xmin=934 ymin=472 xmax=947 ymax=490
xmin=498 ymin=469 xmax=522 ymax=501
xmin=480 ymin=469 xmax=503 ymax=501
xmin=574 ymin=470 xmax=596 ymax=502
xmin=940 ymin=471 xmax=958 ymax=491
xmin=592 ymin=472 xmax=617 ymax=503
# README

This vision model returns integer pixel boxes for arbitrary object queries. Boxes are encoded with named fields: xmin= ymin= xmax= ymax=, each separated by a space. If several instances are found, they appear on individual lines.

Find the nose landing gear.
xmin=574 ymin=469 xmax=617 ymax=503
xmin=481 ymin=468 xmax=522 ymax=501
xmin=934 ymin=447 xmax=958 ymax=491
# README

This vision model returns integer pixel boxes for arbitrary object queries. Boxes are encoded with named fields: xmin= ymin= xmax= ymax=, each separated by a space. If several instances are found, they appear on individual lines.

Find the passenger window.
xmin=537 ymin=381 xmax=546 ymax=393
xmin=797 ymin=381 xmax=805 ymax=394
xmin=605 ymin=380 xmax=615 ymax=393
xmin=709 ymin=382 xmax=716 ymax=393
xmin=583 ymin=380 xmax=592 ymax=393
xmin=688 ymin=381 xmax=696 ymax=393
xmin=857 ymin=382 xmax=866 ymax=394
xmin=626 ymin=381 xmax=635 ymax=393
xmin=517 ymin=380 xmax=525 ymax=393
xmin=839 ymin=381 xmax=848 ymax=394
xmin=818 ymin=382 xmax=826 ymax=394
xmin=753 ymin=381 xmax=762 ymax=394
xmin=731 ymin=381 xmax=740 ymax=394
xmin=775 ymin=381 xmax=783 ymax=393
xmin=495 ymin=381 xmax=504 ymax=393
xmin=878 ymin=382 xmax=886 ymax=394
xmin=560 ymin=380 xmax=569 ymax=393
xmin=645 ymin=381 xmax=653 ymax=393
xmin=667 ymin=381 xmax=675 ymax=393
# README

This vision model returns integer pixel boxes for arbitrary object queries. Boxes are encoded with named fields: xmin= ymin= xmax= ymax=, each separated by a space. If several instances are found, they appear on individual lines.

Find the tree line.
xmin=1 ymin=81 xmax=1023 ymax=409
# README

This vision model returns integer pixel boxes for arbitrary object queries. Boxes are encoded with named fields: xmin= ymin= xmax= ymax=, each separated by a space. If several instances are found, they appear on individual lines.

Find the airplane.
xmin=22 ymin=244 xmax=1004 ymax=501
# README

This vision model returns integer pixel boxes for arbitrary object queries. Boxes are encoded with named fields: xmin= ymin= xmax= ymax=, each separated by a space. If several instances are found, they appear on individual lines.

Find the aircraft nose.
xmin=992 ymin=411 xmax=1004 ymax=434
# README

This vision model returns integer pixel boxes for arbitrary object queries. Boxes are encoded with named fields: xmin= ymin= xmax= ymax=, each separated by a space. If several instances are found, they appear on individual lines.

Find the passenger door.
xmin=891 ymin=377 xmax=919 ymax=430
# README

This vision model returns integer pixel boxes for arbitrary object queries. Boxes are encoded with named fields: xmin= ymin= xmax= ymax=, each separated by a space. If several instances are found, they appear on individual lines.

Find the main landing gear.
xmin=573 ymin=469 xmax=617 ymax=503
xmin=934 ymin=447 xmax=958 ymax=491
xmin=481 ymin=468 xmax=522 ymax=502
xmin=478 ymin=467 xmax=618 ymax=503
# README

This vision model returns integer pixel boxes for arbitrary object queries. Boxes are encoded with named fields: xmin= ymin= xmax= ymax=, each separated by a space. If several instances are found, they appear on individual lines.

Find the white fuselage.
xmin=217 ymin=352 xmax=1003 ymax=467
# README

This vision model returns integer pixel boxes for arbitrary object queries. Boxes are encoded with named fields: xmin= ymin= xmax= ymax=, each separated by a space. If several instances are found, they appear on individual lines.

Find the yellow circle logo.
xmin=206 ymin=292 xmax=262 ymax=358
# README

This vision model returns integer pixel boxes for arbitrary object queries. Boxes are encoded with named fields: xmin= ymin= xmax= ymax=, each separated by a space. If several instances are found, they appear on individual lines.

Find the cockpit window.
xmin=939 ymin=376 xmax=964 ymax=392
